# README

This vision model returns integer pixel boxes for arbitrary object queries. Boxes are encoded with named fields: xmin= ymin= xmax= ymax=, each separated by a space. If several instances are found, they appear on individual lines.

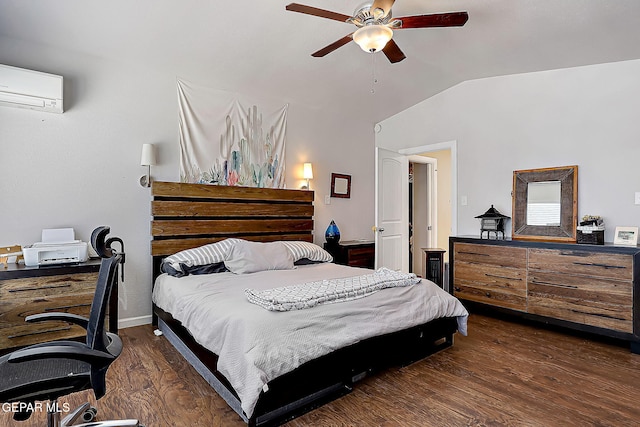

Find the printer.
xmin=22 ymin=228 xmax=89 ymax=267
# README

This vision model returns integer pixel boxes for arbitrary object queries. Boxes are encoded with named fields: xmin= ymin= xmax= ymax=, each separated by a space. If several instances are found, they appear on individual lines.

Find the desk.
xmin=324 ymin=240 xmax=375 ymax=269
xmin=0 ymin=259 xmax=117 ymax=354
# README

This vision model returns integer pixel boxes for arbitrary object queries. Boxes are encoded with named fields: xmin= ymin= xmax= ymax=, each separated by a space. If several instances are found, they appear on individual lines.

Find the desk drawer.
xmin=0 ymin=272 xmax=97 ymax=352
xmin=0 ymin=293 xmax=93 ymax=350
xmin=0 ymin=272 xmax=97 ymax=300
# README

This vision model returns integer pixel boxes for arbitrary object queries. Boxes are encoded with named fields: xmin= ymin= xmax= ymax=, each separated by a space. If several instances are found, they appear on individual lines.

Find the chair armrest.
xmin=8 ymin=344 xmax=115 ymax=365
xmin=25 ymin=312 xmax=89 ymax=329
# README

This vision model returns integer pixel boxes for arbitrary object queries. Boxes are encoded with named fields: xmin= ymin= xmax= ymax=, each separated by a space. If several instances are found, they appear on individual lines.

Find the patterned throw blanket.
xmin=245 ymin=267 xmax=421 ymax=312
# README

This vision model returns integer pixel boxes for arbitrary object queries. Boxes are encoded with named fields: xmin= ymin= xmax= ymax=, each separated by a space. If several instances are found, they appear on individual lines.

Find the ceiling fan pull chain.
xmin=371 ymin=53 xmax=378 ymax=94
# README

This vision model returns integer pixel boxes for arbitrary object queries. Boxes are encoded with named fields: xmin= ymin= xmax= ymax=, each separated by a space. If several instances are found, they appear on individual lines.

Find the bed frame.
xmin=150 ymin=181 xmax=460 ymax=427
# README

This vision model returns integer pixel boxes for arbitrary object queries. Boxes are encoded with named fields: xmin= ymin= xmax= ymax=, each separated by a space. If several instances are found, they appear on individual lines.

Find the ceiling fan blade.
xmin=394 ymin=11 xmax=468 ymax=29
xmin=286 ymin=3 xmax=352 ymax=23
xmin=371 ymin=0 xmax=396 ymax=19
xmin=382 ymin=39 xmax=406 ymax=63
xmin=311 ymin=34 xmax=354 ymax=57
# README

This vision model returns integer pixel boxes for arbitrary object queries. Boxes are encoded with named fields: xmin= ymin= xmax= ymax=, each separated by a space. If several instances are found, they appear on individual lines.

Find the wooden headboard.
xmin=151 ymin=181 xmax=314 ymax=278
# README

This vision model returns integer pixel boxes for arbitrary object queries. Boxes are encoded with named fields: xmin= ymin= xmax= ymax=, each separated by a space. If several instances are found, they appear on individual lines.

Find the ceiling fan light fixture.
xmin=353 ymin=24 xmax=393 ymax=53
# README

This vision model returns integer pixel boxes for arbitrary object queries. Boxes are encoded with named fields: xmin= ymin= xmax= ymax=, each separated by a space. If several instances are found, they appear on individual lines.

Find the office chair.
xmin=0 ymin=226 xmax=141 ymax=426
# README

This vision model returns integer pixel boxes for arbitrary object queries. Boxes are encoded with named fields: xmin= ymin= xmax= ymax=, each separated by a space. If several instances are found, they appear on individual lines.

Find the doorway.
xmin=409 ymin=157 xmax=436 ymax=275
xmin=375 ymin=141 xmax=456 ymax=275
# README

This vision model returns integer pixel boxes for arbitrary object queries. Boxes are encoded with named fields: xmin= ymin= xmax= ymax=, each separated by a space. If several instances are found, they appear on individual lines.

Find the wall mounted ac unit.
xmin=0 ymin=64 xmax=63 ymax=113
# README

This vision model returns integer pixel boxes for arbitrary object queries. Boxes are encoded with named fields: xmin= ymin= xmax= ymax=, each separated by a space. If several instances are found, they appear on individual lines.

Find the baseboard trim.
xmin=118 ymin=315 xmax=152 ymax=329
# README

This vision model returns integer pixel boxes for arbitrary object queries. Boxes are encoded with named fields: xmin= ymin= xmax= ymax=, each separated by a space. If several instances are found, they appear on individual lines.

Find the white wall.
xmin=376 ymin=59 xmax=640 ymax=243
xmin=0 ymin=37 xmax=374 ymax=326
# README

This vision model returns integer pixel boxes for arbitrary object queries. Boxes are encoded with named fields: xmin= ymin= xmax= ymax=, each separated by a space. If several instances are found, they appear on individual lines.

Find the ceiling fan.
xmin=286 ymin=1 xmax=468 ymax=63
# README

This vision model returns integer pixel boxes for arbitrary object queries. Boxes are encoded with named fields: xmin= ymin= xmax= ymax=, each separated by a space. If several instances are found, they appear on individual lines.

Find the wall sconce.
xmin=139 ymin=143 xmax=156 ymax=187
xmin=302 ymin=162 xmax=313 ymax=190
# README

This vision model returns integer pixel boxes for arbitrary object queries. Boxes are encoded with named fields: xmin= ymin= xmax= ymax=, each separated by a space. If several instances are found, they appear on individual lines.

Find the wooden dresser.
xmin=450 ymin=236 xmax=640 ymax=353
xmin=324 ymin=240 xmax=375 ymax=269
xmin=0 ymin=260 xmax=117 ymax=354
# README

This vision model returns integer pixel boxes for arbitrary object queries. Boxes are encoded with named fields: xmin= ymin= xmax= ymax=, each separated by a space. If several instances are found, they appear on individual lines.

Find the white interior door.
xmin=375 ymin=147 xmax=409 ymax=271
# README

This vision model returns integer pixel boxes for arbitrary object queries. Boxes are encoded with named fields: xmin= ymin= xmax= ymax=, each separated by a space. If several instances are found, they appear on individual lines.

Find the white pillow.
xmin=224 ymin=240 xmax=294 ymax=274
xmin=162 ymin=238 xmax=242 ymax=276
xmin=281 ymin=241 xmax=333 ymax=263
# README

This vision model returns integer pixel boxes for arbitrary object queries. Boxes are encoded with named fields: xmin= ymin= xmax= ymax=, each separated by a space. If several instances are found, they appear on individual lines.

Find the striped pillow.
xmin=281 ymin=241 xmax=333 ymax=263
xmin=161 ymin=238 xmax=242 ymax=277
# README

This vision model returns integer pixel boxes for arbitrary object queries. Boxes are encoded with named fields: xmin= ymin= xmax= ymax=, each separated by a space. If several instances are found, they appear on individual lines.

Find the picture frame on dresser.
xmin=614 ymin=226 xmax=639 ymax=246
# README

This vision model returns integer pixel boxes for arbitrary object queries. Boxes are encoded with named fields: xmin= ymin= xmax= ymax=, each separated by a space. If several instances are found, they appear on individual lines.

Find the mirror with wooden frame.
xmin=512 ymin=165 xmax=578 ymax=242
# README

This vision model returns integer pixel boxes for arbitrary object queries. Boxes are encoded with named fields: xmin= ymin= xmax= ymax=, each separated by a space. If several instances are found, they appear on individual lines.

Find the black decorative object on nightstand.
xmin=325 ymin=220 xmax=341 ymax=244
xmin=324 ymin=240 xmax=374 ymax=269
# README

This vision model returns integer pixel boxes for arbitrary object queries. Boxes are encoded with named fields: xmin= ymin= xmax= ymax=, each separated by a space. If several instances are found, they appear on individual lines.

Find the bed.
xmin=150 ymin=181 xmax=468 ymax=427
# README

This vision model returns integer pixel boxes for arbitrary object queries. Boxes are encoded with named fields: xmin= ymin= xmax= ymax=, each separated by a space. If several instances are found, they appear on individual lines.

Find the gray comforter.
xmin=152 ymin=263 xmax=468 ymax=418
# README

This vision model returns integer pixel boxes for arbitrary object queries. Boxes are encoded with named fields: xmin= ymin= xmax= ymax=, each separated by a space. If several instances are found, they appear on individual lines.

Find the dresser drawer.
xmin=454 ymin=261 xmax=527 ymax=311
xmin=325 ymin=241 xmax=375 ymax=269
xmin=528 ymin=291 xmax=633 ymax=334
xmin=347 ymin=246 xmax=375 ymax=266
xmin=453 ymin=283 xmax=527 ymax=312
xmin=454 ymin=243 xmax=527 ymax=269
xmin=528 ymin=249 xmax=633 ymax=281
xmin=528 ymin=270 xmax=633 ymax=333
xmin=0 ymin=272 xmax=97 ymax=300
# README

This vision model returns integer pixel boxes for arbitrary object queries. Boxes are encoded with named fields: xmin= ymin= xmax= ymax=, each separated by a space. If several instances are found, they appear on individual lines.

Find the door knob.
xmin=377 ymin=227 xmax=385 ymax=233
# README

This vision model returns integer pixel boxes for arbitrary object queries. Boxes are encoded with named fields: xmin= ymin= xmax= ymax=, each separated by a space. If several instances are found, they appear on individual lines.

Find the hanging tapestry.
xmin=177 ymin=79 xmax=287 ymax=188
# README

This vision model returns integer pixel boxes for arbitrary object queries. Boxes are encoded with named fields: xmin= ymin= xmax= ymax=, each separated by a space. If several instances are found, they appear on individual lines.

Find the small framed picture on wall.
xmin=613 ymin=226 xmax=639 ymax=246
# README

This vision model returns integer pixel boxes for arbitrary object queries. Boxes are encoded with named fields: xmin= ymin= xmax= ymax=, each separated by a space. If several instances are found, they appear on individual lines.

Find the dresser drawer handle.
xmin=530 ymin=280 xmax=578 ymax=289
xmin=485 ymin=292 xmax=491 ymax=298
xmin=485 ymin=273 xmax=521 ymax=281
xmin=8 ymin=325 xmax=72 ymax=339
xmin=454 ymin=287 xmax=461 ymax=292
xmin=572 ymin=262 xmax=625 ymax=270
xmin=44 ymin=303 xmax=91 ymax=312
xmin=9 ymin=283 xmax=72 ymax=293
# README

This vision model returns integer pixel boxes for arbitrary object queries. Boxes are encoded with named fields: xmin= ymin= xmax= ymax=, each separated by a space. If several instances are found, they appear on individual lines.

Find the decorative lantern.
xmin=475 ymin=205 xmax=510 ymax=239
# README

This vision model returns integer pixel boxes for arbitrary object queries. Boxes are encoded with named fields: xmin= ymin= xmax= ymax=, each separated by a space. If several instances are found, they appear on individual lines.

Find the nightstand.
xmin=0 ymin=259 xmax=117 ymax=354
xmin=324 ymin=240 xmax=375 ymax=269
xmin=421 ymin=248 xmax=446 ymax=288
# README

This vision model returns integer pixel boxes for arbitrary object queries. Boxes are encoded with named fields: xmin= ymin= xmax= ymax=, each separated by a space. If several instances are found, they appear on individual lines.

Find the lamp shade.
xmin=303 ymin=162 xmax=313 ymax=180
xmin=140 ymin=143 xmax=156 ymax=166
xmin=353 ymin=25 xmax=393 ymax=53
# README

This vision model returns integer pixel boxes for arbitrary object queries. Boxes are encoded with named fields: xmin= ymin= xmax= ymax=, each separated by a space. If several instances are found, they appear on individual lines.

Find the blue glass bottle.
xmin=325 ymin=220 xmax=341 ymax=244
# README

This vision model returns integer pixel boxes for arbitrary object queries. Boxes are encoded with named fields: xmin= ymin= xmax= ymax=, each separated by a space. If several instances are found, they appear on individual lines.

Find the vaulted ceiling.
xmin=2 ymin=0 xmax=640 ymax=123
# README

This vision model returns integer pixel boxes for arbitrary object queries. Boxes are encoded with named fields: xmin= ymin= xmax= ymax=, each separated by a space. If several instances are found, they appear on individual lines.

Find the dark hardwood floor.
xmin=3 ymin=313 xmax=640 ymax=426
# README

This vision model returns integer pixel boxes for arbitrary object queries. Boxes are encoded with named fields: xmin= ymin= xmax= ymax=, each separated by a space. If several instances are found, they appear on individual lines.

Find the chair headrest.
xmin=91 ymin=226 xmax=115 ymax=258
